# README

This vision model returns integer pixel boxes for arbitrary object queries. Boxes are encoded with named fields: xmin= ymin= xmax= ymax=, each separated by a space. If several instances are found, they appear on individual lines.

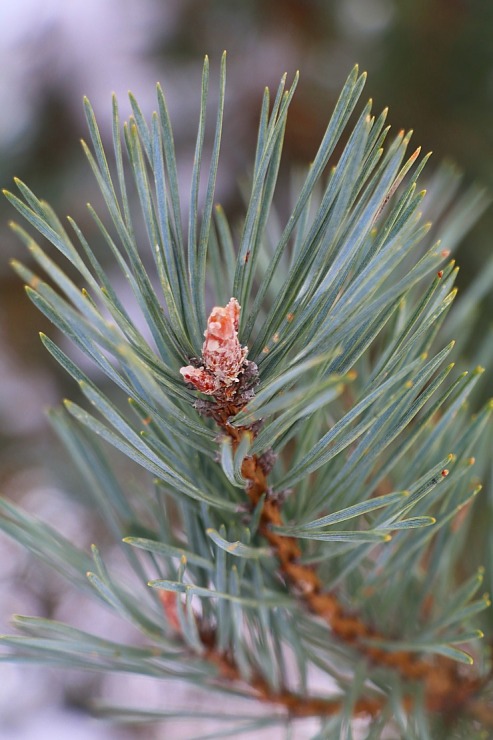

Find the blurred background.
xmin=1 ymin=1 xmax=492 ymax=738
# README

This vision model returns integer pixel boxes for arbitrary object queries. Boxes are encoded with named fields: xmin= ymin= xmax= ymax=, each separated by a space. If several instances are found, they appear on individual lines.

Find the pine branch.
xmin=178 ymin=301 xmax=486 ymax=720
xmin=2 ymin=57 xmax=493 ymax=737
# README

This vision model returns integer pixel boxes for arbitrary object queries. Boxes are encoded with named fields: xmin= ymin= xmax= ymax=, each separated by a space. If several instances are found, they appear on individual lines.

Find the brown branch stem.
xmin=159 ymin=590 xmax=384 ymax=718
xmin=237 ymin=436 xmax=483 ymax=717
xmin=201 ymin=629 xmax=384 ymax=719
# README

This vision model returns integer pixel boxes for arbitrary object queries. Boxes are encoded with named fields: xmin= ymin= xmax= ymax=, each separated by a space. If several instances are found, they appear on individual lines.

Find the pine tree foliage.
xmin=2 ymin=54 xmax=493 ymax=737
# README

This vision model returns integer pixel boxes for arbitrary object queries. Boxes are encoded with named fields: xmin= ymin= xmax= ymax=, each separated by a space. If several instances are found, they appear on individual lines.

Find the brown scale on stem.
xmin=179 ymin=298 xmax=485 ymax=720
